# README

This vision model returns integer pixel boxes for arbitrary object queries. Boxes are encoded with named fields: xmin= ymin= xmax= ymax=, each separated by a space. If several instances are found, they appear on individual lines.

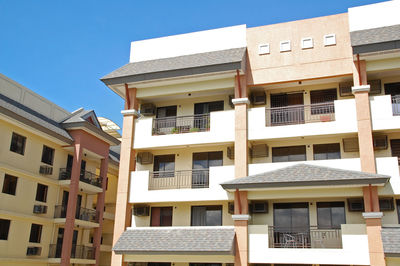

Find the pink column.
xmin=93 ymin=157 xmax=109 ymax=265
xmin=61 ymin=141 xmax=83 ymax=266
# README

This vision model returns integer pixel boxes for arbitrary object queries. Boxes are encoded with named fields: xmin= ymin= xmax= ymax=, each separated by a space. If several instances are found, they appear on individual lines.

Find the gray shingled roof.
xmin=351 ymin=24 xmax=400 ymax=54
xmin=101 ymin=47 xmax=246 ymax=85
xmin=0 ymin=93 xmax=73 ymax=143
xmin=382 ymin=227 xmax=400 ymax=256
xmin=113 ymin=227 xmax=235 ymax=255
xmin=221 ymin=164 xmax=390 ymax=190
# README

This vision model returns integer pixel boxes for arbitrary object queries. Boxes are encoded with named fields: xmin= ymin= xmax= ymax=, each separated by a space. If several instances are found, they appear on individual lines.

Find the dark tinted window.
xmin=194 ymin=101 xmax=224 ymax=114
xmin=192 ymin=151 xmax=223 ymax=169
xmin=191 ymin=206 xmax=222 ymax=226
xmin=41 ymin=145 xmax=55 ymax=165
xmin=35 ymin=183 xmax=48 ymax=202
xmin=272 ymin=146 xmax=306 ymax=162
xmin=2 ymin=174 xmax=18 ymax=195
xmin=29 ymin=224 xmax=42 ymax=243
xmin=151 ymin=207 xmax=173 ymax=226
xmin=156 ymin=106 xmax=177 ymax=118
xmin=310 ymin=89 xmax=337 ymax=104
xmin=0 ymin=219 xmax=11 ymax=240
xmin=10 ymin=132 xmax=26 ymax=155
xmin=153 ymin=155 xmax=175 ymax=172
xmin=313 ymin=143 xmax=341 ymax=160
xmin=317 ymin=202 xmax=346 ymax=229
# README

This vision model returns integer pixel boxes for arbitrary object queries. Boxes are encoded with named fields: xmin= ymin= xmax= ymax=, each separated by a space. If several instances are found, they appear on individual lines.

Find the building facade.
xmin=102 ymin=1 xmax=400 ymax=266
xmin=0 ymin=73 xmax=120 ymax=266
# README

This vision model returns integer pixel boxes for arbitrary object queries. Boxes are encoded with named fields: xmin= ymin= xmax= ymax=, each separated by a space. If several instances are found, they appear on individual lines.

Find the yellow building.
xmin=0 ymin=73 xmax=120 ymax=265
xmin=101 ymin=1 xmax=400 ymax=266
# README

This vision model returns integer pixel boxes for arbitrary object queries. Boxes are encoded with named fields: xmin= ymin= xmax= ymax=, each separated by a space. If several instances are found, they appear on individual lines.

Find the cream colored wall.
xmin=132 ymin=201 xmax=233 ymax=227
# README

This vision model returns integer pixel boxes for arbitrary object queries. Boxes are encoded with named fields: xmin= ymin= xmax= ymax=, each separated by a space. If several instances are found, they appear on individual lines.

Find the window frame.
xmin=35 ymin=183 xmax=48 ymax=203
xmin=272 ymin=145 xmax=307 ymax=163
xmin=0 ymin=219 xmax=11 ymax=240
xmin=2 ymin=174 xmax=18 ymax=196
xmin=41 ymin=145 xmax=55 ymax=166
xmin=10 ymin=132 xmax=26 ymax=155
xmin=313 ymin=143 xmax=341 ymax=160
xmin=191 ymin=205 xmax=222 ymax=226
xmin=317 ymin=201 xmax=346 ymax=229
xmin=150 ymin=206 xmax=173 ymax=227
xmin=29 ymin=223 xmax=43 ymax=243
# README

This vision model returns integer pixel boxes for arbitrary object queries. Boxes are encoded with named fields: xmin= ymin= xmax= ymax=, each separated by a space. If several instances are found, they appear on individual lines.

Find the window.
xmin=397 ymin=200 xmax=400 ymax=223
xmin=324 ymin=34 xmax=336 ymax=46
xmin=192 ymin=151 xmax=222 ymax=188
xmin=272 ymin=146 xmax=306 ymax=163
xmin=0 ymin=219 xmax=10 ymax=240
xmin=313 ymin=143 xmax=341 ymax=160
xmin=153 ymin=155 xmax=175 ymax=177
xmin=191 ymin=206 xmax=222 ymax=226
xmin=310 ymin=89 xmax=337 ymax=115
xmin=317 ymin=202 xmax=346 ymax=229
xmin=2 ymin=174 xmax=18 ymax=195
xmin=156 ymin=105 xmax=177 ymax=118
xmin=35 ymin=183 xmax=48 ymax=202
xmin=10 ymin=132 xmax=26 ymax=155
xmin=41 ymin=145 xmax=55 ymax=165
xmin=194 ymin=101 xmax=224 ymax=114
xmin=258 ymin=43 xmax=270 ymax=55
xmin=151 ymin=207 xmax=173 ymax=226
xmin=301 ymin=37 xmax=313 ymax=49
xmin=29 ymin=224 xmax=42 ymax=243
xmin=280 ymin=40 xmax=291 ymax=52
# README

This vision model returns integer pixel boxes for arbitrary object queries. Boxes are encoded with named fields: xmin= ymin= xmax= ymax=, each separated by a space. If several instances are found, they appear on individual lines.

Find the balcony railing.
xmin=59 ymin=168 xmax=102 ymax=188
xmin=152 ymin=114 xmax=210 ymax=135
xmin=391 ymin=95 xmax=400 ymax=116
xmin=149 ymin=169 xmax=209 ymax=190
xmin=265 ymin=102 xmax=335 ymax=126
xmin=268 ymin=226 xmax=342 ymax=249
xmin=54 ymin=205 xmax=98 ymax=223
xmin=48 ymin=244 xmax=95 ymax=259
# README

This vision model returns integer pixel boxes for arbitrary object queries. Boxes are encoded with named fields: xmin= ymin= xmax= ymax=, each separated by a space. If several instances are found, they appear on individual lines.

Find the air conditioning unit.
xmin=379 ymin=198 xmax=394 ymax=211
xmin=228 ymin=95 xmax=235 ymax=109
xmin=33 ymin=205 xmax=48 ymax=214
xmin=136 ymin=152 xmax=153 ymax=165
xmin=228 ymin=202 xmax=234 ymax=214
xmin=373 ymin=135 xmax=388 ymax=150
xmin=369 ymin=79 xmax=382 ymax=95
xmin=249 ymin=201 xmax=268 ymax=213
xmin=227 ymin=146 xmax=235 ymax=160
xmin=339 ymin=82 xmax=353 ymax=97
xmin=347 ymin=198 xmax=364 ymax=212
xmin=343 ymin=137 xmax=359 ymax=152
xmin=133 ymin=206 xmax=149 ymax=216
xmin=139 ymin=103 xmax=156 ymax=116
xmin=251 ymin=91 xmax=266 ymax=105
xmin=39 ymin=165 xmax=53 ymax=175
xmin=26 ymin=246 xmax=41 ymax=256
xmin=250 ymin=144 xmax=269 ymax=158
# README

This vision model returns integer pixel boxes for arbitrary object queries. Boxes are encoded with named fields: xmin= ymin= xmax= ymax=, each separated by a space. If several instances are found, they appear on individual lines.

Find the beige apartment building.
xmin=101 ymin=1 xmax=400 ymax=266
xmin=0 ymin=73 xmax=120 ymax=265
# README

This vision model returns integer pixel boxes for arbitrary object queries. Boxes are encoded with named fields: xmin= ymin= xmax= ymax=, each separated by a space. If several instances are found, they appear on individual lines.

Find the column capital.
xmin=362 ymin=212 xmax=383 ymax=219
xmin=232 ymin=214 xmax=251 ymax=221
xmin=121 ymin=109 xmax=139 ymax=117
xmin=232 ymin=97 xmax=250 ymax=105
xmin=352 ymin=85 xmax=370 ymax=94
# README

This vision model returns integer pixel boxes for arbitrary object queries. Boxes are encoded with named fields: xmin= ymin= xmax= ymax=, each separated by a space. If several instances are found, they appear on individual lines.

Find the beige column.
xmin=111 ymin=86 xmax=138 ymax=266
xmin=352 ymin=59 xmax=385 ymax=266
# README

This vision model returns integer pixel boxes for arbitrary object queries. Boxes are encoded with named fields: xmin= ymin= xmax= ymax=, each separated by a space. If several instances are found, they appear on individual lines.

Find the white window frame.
xmin=258 ymin=43 xmax=270 ymax=55
xmin=280 ymin=40 xmax=291 ymax=52
xmin=301 ymin=37 xmax=313 ymax=49
xmin=324 ymin=34 xmax=336 ymax=46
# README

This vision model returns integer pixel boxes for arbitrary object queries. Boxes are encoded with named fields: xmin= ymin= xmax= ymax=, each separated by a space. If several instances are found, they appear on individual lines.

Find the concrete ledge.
xmin=121 ymin=109 xmax=139 ymax=117
xmin=362 ymin=212 xmax=383 ymax=219
xmin=352 ymin=85 xmax=370 ymax=94
xmin=232 ymin=98 xmax=250 ymax=105
xmin=232 ymin=214 xmax=251 ymax=221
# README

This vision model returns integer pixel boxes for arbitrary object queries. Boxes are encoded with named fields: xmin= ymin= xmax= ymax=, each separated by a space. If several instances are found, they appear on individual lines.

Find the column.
xmin=61 ymin=141 xmax=83 ymax=266
xmin=93 ymin=157 xmax=109 ymax=265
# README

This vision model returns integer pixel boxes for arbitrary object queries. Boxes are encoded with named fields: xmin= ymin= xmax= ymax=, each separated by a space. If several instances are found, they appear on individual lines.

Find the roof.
xmin=221 ymin=164 xmax=390 ymax=190
xmin=382 ymin=227 xmax=400 ymax=257
xmin=109 ymin=145 xmax=120 ymax=163
xmin=0 ymin=93 xmax=73 ymax=144
xmin=101 ymin=47 xmax=246 ymax=85
xmin=351 ymin=24 xmax=400 ymax=54
xmin=113 ymin=226 xmax=235 ymax=255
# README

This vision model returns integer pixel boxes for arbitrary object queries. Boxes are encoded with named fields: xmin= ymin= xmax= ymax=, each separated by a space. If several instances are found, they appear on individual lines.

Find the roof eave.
xmin=62 ymin=121 xmax=120 ymax=146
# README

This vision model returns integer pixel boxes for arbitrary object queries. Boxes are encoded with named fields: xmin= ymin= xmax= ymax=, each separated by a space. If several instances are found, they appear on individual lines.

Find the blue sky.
xmin=0 ymin=0 xmax=386 ymax=128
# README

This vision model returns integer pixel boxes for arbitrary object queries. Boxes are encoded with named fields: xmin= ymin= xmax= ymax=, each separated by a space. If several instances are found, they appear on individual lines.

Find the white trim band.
xmin=352 ymin=85 xmax=370 ymax=94
xmin=232 ymin=98 xmax=250 ymax=105
xmin=121 ymin=109 xmax=139 ymax=116
xmin=232 ymin=214 xmax=251 ymax=221
xmin=362 ymin=212 xmax=383 ymax=219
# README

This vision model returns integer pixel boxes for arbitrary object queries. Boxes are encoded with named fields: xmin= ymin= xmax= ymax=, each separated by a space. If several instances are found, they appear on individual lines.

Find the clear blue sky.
xmin=0 ymin=0 xmax=386 ymax=128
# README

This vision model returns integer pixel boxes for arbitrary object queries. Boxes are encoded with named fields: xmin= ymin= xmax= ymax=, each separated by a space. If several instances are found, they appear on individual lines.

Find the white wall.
xmin=348 ymin=0 xmax=400 ymax=32
xmin=130 ymin=25 xmax=246 ymax=62
xmin=371 ymin=95 xmax=400 ymax=131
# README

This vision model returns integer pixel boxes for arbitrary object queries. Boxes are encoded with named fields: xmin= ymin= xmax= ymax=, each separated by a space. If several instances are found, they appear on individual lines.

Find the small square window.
xmin=35 ymin=183 xmax=48 ymax=202
xmin=2 ymin=174 xmax=18 ymax=195
xmin=301 ymin=37 xmax=313 ymax=49
xmin=10 ymin=133 xmax=26 ymax=155
xmin=258 ymin=43 xmax=270 ymax=55
xmin=29 ymin=223 xmax=42 ymax=243
xmin=41 ymin=145 xmax=55 ymax=165
xmin=280 ymin=40 xmax=291 ymax=52
xmin=0 ymin=219 xmax=11 ymax=240
xmin=324 ymin=34 xmax=336 ymax=46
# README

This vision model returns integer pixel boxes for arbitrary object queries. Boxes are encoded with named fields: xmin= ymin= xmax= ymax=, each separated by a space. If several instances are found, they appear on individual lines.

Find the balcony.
xmin=149 ymin=169 xmax=209 ymax=190
xmin=48 ymin=244 xmax=95 ymax=262
xmin=265 ymin=102 xmax=335 ymax=127
xmin=54 ymin=205 xmax=99 ymax=228
xmin=59 ymin=168 xmax=103 ymax=194
xmin=152 ymin=114 xmax=210 ymax=135
xmin=391 ymin=95 xmax=400 ymax=116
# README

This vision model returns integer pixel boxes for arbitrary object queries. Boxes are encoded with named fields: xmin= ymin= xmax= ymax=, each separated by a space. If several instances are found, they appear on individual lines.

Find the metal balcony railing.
xmin=149 ymin=169 xmax=209 ymax=190
xmin=54 ymin=205 xmax=98 ymax=223
xmin=268 ymin=226 xmax=342 ymax=248
xmin=48 ymin=244 xmax=95 ymax=259
xmin=59 ymin=168 xmax=102 ymax=188
xmin=265 ymin=102 xmax=335 ymax=126
xmin=391 ymin=95 xmax=400 ymax=116
xmin=152 ymin=114 xmax=210 ymax=135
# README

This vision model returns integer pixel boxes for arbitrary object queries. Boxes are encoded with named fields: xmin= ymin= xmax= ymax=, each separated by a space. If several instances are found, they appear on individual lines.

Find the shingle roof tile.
xmin=382 ymin=227 xmax=400 ymax=255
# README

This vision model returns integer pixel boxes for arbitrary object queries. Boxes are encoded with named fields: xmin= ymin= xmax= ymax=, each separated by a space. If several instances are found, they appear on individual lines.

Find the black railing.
xmin=48 ymin=244 xmax=95 ymax=259
xmin=149 ymin=169 xmax=209 ymax=190
xmin=152 ymin=114 xmax=210 ymax=135
xmin=59 ymin=168 xmax=102 ymax=188
xmin=268 ymin=226 xmax=342 ymax=248
xmin=392 ymin=95 xmax=400 ymax=116
xmin=54 ymin=205 xmax=98 ymax=223
xmin=266 ymin=102 xmax=335 ymax=126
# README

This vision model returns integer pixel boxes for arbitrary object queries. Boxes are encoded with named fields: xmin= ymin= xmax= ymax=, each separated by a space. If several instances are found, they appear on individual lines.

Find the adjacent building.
xmin=0 ymin=73 xmax=120 ymax=266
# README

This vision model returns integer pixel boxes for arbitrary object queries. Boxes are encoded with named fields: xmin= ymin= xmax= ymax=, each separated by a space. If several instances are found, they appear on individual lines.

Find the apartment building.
xmin=0 ymin=73 xmax=120 ymax=266
xmin=101 ymin=1 xmax=400 ymax=266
